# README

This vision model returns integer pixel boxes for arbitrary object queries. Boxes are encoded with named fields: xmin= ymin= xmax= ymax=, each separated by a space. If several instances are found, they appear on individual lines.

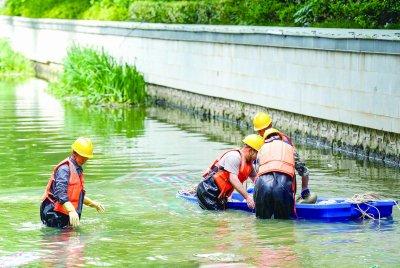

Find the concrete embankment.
xmin=1 ymin=16 xmax=399 ymax=165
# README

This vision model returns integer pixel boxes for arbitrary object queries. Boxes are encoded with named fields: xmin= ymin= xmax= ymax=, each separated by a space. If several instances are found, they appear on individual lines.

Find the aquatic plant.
xmin=0 ymin=38 xmax=34 ymax=81
xmin=51 ymin=46 xmax=146 ymax=105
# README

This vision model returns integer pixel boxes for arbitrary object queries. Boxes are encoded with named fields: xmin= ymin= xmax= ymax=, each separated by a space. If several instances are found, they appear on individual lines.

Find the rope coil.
xmin=346 ymin=192 xmax=381 ymax=221
xmin=345 ymin=192 xmax=380 ymax=204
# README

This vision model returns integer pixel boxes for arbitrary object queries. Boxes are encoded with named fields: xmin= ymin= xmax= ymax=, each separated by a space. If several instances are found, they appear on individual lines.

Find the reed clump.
xmin=51 ymin=46 xmax=146 ymax=106
xmin=0 ymin=38 xmax=34 ymax=81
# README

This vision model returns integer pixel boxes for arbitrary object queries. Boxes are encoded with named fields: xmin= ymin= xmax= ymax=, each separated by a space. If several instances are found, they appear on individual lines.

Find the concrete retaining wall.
xmin=147 ymin=84 xmax=400 ymax=165
xmin=1 ymin=16 xmax=399 ymax=164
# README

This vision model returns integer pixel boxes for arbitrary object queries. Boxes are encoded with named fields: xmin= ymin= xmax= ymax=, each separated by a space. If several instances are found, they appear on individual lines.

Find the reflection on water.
xmin=40 ymin=229 xmax=86 ymax=267
xmin=63 ymin=102 xmax=146 ymax=139
xmin=14 ymin=80 xmax=64 ymax=129
xmin=0 ymin=79 xmax=399 ymax=267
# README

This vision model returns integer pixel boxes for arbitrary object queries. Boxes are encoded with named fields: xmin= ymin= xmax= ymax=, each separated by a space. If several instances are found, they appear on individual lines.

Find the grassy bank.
xmin=2 ymin=0 xmax=399 ymax=29
xmin=50 ymin=46 xmax=146 ymax=106
xmin=0 ymin=39 xmax=34 ymax=81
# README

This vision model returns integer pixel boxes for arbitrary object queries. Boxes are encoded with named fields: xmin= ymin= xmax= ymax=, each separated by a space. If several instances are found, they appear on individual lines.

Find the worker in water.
xmin=40 ymin=137 xmax=105 ymax=228
xmin=254 ymin=127 xmax=316 ymax=219
xmin=254 ymin=128 xmax=317 ymax=219
xmin=196 ymin=134 xmax=264 ymax=210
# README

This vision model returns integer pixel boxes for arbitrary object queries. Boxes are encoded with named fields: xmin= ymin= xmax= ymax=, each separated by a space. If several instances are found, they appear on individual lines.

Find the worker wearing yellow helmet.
xmin=197 ymin=134 xmax=264 ymax=210
xmin=40 ymin=137 xmax=105 ymax=228
xmin=252 ymin=112 xmax=273 ymax=137
xmin=252 ymin=113 xmax=315 ymax=219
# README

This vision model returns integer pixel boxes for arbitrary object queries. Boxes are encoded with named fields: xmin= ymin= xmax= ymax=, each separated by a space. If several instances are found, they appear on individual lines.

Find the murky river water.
xmin=0 ymin=79 xmax=399 ymax=267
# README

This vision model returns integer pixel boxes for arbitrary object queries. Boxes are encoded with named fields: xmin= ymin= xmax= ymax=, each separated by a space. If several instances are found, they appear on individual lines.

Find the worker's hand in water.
xmin=301 ymin=188 xmax=310 ymax=199
xmin=91 ymin=201 xmax=105 ymax=213
xmin=246 ymin=195 xmax=255 ymax=209
xmin=63 ymin=201 xmax=80 ymax=227
xmin=69 ymin=210 xmax=80 ymax=227
xmin=85 ymin=197 xmax=105 ymax=213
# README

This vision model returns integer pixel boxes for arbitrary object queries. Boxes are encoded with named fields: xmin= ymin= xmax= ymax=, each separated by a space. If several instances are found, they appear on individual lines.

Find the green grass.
xmin=0 ymin=38 xmax=34 ymax=82
xmin=50 ymin=46 xmax=146 ymax=106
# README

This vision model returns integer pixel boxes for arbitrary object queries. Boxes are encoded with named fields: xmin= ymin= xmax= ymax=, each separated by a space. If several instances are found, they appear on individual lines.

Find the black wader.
xmin=40 ymin=199 xmax=71 ymax=228
xmin=196 ymin=176 xmax=226 ymax=210
xmin=254 ymin=172 xmax=295 ymax=219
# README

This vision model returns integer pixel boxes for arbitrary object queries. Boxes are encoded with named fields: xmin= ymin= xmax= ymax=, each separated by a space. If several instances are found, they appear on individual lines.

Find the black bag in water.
xmin=196 ymin=176 xmax=226 ymax=210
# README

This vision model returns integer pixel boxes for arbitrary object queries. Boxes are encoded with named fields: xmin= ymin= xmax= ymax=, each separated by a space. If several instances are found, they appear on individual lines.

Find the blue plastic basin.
xmin=178 ymin=189 xmax=396 ymax=221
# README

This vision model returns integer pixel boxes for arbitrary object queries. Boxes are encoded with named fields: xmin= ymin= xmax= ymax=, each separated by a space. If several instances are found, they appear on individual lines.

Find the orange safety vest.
xmin=203 ymin=149 xmax=253 ymax=199
xmin=42 ymin=158 xmax=85 ymax=215
xmin=257 ymin=132 xmax=295 ymax=178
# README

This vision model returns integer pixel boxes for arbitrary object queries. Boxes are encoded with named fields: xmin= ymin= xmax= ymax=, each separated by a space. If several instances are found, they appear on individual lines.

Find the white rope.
xmin=179 ymin=184 xmax=197 ymax=195
xmin=354 ymin=203 xmax=380 ymax=221
xmin=394 ymin=200 xmax=400 ymax=212
xmin=346 ymin=192 xmax=380 ymax=204
xmin=346 ymin=192 xmax=381 ymax=222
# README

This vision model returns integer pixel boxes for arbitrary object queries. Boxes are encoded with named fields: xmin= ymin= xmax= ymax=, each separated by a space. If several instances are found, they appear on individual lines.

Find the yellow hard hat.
xmin=263 ymin=128 xmax=280 ymax=140
xmin=253 ymin=112 xmax=272 ymax=131
xmin=242 ymin=134 xmax=264 ymax=151
xmin=71 ymin=137 xmax=94 ymax=158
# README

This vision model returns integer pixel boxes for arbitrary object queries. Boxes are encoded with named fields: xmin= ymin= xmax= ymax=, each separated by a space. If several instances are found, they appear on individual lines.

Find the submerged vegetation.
xmin=0 ymin=39 xmax=34 ymax=81
xmin=50 ymin=46 xmax=146 ymax=106
xmin=1 ymin=0 xmax=399 ymax=29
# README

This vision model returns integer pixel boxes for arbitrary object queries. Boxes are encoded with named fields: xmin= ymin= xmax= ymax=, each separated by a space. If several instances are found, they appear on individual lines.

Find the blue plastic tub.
xmin=296 ymin=199 xmax=352 ymax=221
xmin=178 ymin=189 xmax=396 ymax=221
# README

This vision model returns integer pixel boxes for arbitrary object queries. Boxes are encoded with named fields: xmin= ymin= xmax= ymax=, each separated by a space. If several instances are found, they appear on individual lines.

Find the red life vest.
xmin=42 ymin=158 xmax=85 ymax=215
xmin=257 ymin=132 xmax=295 ymax=178
xmin=203 ymin=149 xmax=253 ymax=199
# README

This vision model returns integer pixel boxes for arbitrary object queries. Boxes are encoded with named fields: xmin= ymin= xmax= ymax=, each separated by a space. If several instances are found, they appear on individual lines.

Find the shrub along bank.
xmin=0 ymin=38 xmax=34 ymax=81
xmin=50 ymin=46 xmax=146 ymax=106
xmin=2 ymin=0 xmax=399 ymax=29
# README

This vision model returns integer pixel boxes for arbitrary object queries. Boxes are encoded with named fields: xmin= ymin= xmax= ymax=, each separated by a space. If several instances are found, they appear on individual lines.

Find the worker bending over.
xmin=252 ymin=112 xmax=315 ymax=219
xmin=197 ymin=134 xmax=264 ymax=210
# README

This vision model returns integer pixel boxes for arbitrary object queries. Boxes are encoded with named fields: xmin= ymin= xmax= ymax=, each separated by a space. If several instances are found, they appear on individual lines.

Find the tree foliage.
xmin=2 ymin=0 xmax=400 ymax=28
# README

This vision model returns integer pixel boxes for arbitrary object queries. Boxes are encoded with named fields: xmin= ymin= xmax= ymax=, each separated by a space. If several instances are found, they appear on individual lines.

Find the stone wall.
xmin=148 ymin=84 xmax=400 ymax=166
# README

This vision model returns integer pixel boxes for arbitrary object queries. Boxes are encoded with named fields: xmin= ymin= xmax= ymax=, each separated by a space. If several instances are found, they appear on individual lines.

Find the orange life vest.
xmin=257 ymin=132 xmax=295 ymax=178
xmin=42 ymin=158 xmax=85 ymax=215
xmin=203 ymin=149 xmax=253 ymax=199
